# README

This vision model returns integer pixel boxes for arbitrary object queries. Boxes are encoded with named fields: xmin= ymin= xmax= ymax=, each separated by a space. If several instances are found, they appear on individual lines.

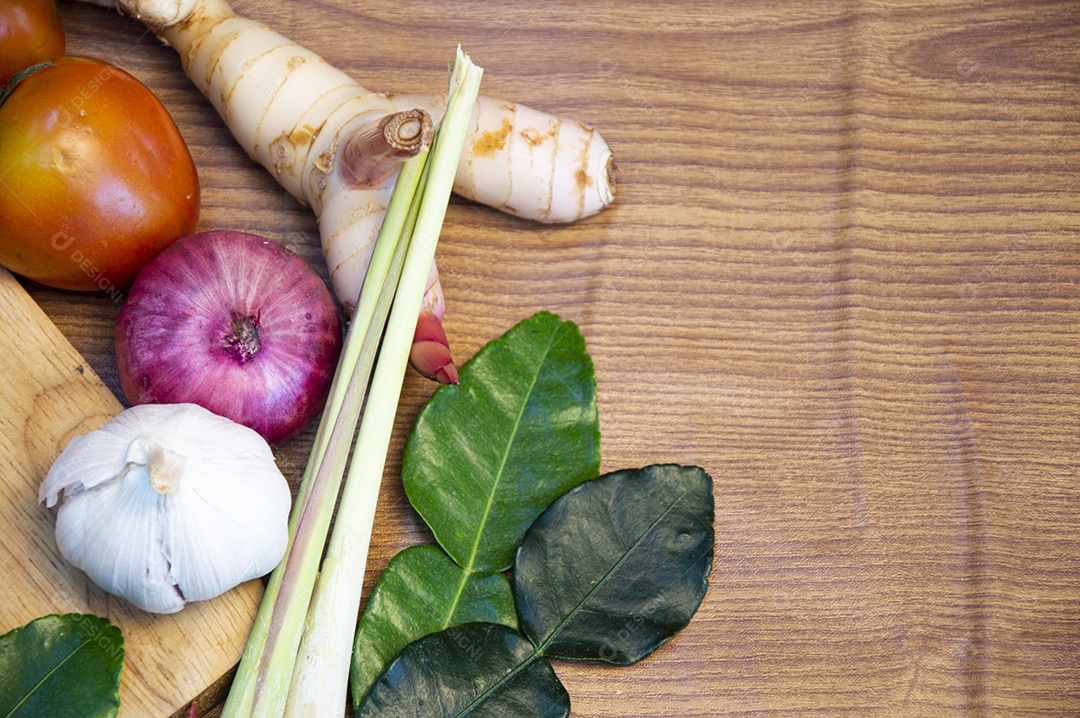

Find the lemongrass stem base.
xmin=341 ymin=109 xmax=433 ymax=188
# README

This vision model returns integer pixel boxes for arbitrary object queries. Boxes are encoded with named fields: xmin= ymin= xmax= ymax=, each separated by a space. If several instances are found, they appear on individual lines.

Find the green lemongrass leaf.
xmin=403 ymin=311 xmax=600 ymax=573
xmin=515 ymin=464 xmax=715 ymax=664
xmin=358 ymin=623 xmax=569 ymax=718
xmin=351 ymin=545 xmax=518 ymax=709
xmin=221 ymin=151 xmax=427 ymax=718
xmin=278 ymin=49 xmax=484 ymax=718
xmin=0 ymin=613 xmax=124 ymax=718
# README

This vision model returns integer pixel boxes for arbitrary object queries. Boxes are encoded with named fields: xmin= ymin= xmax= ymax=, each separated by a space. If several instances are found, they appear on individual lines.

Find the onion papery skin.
xmin=116 ymin=231 xmax=343 ymax=445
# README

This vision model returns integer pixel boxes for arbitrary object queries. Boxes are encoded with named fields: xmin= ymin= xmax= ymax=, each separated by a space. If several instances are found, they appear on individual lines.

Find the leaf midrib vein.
xmin=462 ymin=331 xmax=556 ymax=574
xmin=448 ymin=489 xmax=690 ymax=716
xmin=441 ymin=566 xmax=472 ymax=630
xmin=453 ymin=648 xmax=540 ymax=717
xmin=3 ymin=637 xmax=95 ymax=718
xmin=537 ymin=486 xmax=692 ymax=655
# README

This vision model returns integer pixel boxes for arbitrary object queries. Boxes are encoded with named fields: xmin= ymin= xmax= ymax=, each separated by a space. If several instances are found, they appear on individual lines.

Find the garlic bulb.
xmin=40 ymin=403 xmax=292 ymax=614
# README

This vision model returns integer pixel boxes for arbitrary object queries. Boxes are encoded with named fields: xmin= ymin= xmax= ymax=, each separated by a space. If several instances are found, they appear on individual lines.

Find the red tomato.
xmin=0 ymin=56 xmax=199 ymax=291
xmin=0 ymin=0 xmax=65 ymax=86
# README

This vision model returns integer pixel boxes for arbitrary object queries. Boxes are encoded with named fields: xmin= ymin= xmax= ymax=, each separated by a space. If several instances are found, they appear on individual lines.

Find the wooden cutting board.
xmin=0 ymin=267 xmax=262 ymax=717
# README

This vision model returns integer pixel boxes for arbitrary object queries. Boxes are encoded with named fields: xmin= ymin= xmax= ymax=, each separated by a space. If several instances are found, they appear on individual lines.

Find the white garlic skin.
xmin=40 ymin=403 xmax=292 ymax=614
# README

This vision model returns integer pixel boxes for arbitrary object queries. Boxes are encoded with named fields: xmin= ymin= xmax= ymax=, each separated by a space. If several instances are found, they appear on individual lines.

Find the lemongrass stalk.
xmin=291 ymin=150 xmax=429 ymax=523
xmin=221 ymin=152 xmax=428 ymax=718
xmin=282 ymin=48 xmax=483 ymax=718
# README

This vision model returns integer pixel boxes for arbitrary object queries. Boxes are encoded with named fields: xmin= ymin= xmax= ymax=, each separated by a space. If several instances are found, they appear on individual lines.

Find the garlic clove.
xmin=42 ymin=403 xmax=292 ymax=614
xmin=39 ymin=428 xmax=134 ymax=507
xmin=56 ymin=461 xmax=186 ymax=613
xmin=161 ymin=433 xmax=291 ymax=603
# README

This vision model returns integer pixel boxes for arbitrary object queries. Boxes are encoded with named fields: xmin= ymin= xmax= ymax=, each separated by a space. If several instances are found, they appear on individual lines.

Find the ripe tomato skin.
xmin=0 ymin=56 xmax=199 ymax=291
xmin=0 ymin=0 xmax=66 ymax=86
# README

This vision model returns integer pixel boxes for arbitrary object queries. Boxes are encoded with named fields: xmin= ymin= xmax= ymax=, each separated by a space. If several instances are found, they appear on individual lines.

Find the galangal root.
xmin=78 ymin=0 xmax=616 ymax=382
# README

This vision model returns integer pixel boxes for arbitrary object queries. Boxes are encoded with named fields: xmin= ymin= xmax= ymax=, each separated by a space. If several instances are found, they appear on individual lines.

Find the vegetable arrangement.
xmin=0 ymin=2 xmax=707 ymax=717
xmin=352 ymin=312 xmax=716 ymax=715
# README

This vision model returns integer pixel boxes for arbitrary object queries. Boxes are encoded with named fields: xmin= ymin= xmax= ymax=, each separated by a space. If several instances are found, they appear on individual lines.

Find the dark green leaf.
xmin=403 ymin=311 xmax=600 ymax=573
xmin=515 ymin=464 xmax=714 ymax=664
xmin=358 ymin=623 xmax=569 ymax=718
xmin=0 ymin=613 xmax=124 ymax=718
xmin=351 ymin=545 xmax=518 ymax=710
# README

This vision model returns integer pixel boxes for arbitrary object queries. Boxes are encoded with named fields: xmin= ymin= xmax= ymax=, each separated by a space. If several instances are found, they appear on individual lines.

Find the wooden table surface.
xmin=18 ymin=0 xmax=1079 ymax=715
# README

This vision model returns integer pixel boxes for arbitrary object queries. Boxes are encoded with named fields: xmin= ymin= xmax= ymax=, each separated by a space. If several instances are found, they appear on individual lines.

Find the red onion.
xmin=115 ymin=230 xmax=343 ymax=445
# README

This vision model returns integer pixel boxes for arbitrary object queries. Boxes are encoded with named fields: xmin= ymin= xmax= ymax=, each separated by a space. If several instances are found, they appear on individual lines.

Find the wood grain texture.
xmin=0 ymin=269 xmax=263 ymax=717
xmin=13 ymin=0 xmax=1079 ymax=715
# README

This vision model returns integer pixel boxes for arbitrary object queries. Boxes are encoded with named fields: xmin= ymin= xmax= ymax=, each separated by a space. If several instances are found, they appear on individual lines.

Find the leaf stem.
xmin=0 ymin=61 xmax=53 ymax=108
